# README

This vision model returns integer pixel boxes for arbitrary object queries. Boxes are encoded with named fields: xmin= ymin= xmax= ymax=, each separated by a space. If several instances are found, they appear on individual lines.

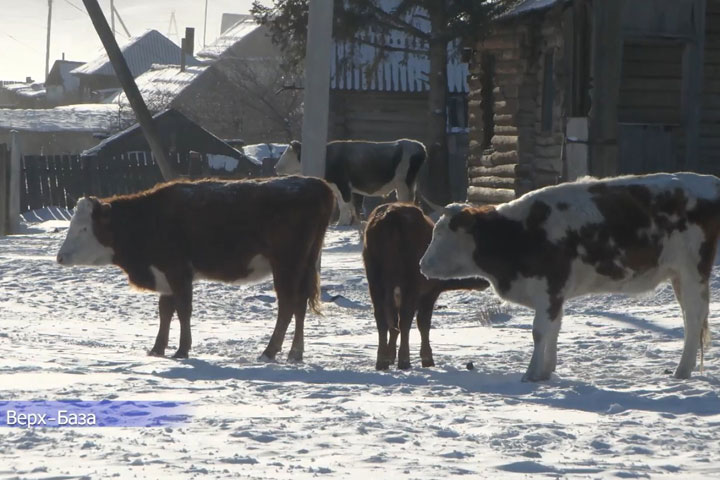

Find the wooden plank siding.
xmin=701 ymin=0 xmax=720 ymax=172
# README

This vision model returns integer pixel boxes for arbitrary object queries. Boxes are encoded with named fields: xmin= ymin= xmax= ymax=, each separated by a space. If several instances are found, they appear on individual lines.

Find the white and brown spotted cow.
xmin=420 ymin=173 xmax=718 ymax=381
xmin=275 ymin=139 xmax=427 ymax=225
xmin=56 ymin=176 xmax=334 ymax=361
xmin=363 ymin=203 xmax=489 ymax=370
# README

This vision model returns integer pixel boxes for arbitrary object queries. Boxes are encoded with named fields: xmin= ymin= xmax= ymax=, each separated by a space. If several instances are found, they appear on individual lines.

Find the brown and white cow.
xmin=363 ymin=203 xmax=489 ymax=370
xmin=420 ymin=173 xmax=718 ymax=381
xmin=56 ymin=176 xmax=335 ymax=361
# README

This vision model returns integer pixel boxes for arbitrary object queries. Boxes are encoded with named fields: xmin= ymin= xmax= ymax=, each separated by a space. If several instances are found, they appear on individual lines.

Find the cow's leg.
xmin=397 ymin=298 xmax=416 ymax=370
xmin=367 ymin=265 xmax=391 ymax=370
xmin=171 ymin=283 xmax=193 ymax=359
xmin=149 ymin=295 xmax=175 ymax=356
xmin=261 ymin=271 xmax=297 ymax=361
xmin=395 ymin=182 xmax=412 ymax=203
xmin=672 ymin=276 xmax=709 ymax=379
xmin=523 ymin=305 xmax=562 ymax=382
xmin=544 ymin=307 xmax=563 ymax=373
xmin=287 ymin=296 xmax=306 ymax=363
xmin=417 ymin=292 xmax=440 ymax=368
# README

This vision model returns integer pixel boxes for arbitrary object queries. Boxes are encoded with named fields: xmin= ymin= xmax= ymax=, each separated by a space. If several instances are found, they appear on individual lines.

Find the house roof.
xmin=3 ymin=82 xmax=46 ymax=99
xmin=0 ymin=104 xmax=123 ymax=133
xmin=106 ymin=64 xmax=208 ymax=106
xmin=81 ymin=109 xmax=258 ymax=173
xmin=71 ymin=30 xmax=200 ymax=78
xmin=46 ymin=60 xmax=84 ymax=88
xmin=196 ymin=15 xmax=263 ymax=60
xmin=500 ymin=0 xmax=566 ymax=20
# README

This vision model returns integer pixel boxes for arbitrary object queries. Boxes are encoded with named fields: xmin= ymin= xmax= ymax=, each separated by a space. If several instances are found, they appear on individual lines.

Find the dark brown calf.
xmin=363 ymin=203 xmax=489 ymax=370
xmin=57 ymin=176 xmax=335 ymax=361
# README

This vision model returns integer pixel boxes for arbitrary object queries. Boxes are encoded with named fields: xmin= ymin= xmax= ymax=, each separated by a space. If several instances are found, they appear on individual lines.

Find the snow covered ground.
xmin=1 ymin=214 xmax=720 ymax=479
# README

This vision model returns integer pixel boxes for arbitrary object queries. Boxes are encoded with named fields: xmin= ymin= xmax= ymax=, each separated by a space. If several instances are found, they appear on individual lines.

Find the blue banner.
xmin=0 ymin=400 xmax=192 ymax=428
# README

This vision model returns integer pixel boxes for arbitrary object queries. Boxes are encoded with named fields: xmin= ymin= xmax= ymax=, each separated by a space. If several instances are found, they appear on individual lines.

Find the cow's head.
xmin=420 ymin=203 xmax=486 ymax=280
xmin=56 ymin=197 xmax=114 ymax=266
xmin=274 ymin=140 xmax=302 ymax=175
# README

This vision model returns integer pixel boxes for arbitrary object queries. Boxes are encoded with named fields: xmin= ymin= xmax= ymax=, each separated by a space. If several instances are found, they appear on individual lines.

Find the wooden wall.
xmin=701 ymin=0 xmax=720 ymax=173
xmin=466 ymin=3 xmax=569 ymax=205
xmin=328 ymin=91 xmax=428 ymax=141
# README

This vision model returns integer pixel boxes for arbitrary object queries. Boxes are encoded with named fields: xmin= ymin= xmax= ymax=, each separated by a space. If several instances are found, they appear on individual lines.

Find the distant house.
xmin=466 ymin=0 xmax=720 ymax=205
xmin=0 ymin=81 xmax=47 ymax=109
xmin=46 ymin=59 xmax=84 ymax=106
xmin=107 ymin=63 xmax=253 ymax=140
xmin=71 ymin=30 xmax=200 ymax=102
xmin=0 ymin=104 xmax=127 ymax=154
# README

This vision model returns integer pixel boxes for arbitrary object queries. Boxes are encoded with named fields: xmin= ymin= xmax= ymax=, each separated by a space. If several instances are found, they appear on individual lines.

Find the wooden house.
xmin=46 ymin=59 xmax=84 ymax=106
xmin=71 ymin=30 xmax=199 ymax=103
xmin=466 ymin=0 xmax=720 ymax=205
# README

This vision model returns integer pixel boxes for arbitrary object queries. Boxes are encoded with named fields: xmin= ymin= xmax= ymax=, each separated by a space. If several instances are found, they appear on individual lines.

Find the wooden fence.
xmin=0 ymin=144 xmax=9 ymax=235
xmin=19 ymin=152 xmax=208 ymax=212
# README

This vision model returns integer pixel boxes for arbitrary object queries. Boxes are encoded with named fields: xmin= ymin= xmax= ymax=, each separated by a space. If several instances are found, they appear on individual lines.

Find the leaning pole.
xmin=81 ymin=0 xmax=177 ymax=180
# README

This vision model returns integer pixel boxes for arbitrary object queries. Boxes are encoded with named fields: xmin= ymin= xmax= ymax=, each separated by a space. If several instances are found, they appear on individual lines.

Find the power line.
xmin=3 ymin=33 xmax=41 ymax=53
xmin=60 ymin=0 xmax=86 ymax=15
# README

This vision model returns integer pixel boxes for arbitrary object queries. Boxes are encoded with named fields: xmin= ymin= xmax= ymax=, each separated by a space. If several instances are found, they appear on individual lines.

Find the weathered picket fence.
xmin=19 ymin=152 xmax=206 ymax=212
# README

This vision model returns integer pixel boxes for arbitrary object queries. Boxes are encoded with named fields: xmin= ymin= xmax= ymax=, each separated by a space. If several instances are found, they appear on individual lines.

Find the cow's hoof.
xmin=397 ymin=360 xmax=411 ymax=370
xmin=421 ymin=358 xmax=435 ymax=368
xmin=287 ymin=350 xmax=303 ymax=363
xmin=673 ymin=368 xmax=692 ymax=379
xmin=375 ymin=361 xmax=390 ymax=370
xmin=258 ymin=352 xmax=276 ymax=363
xmin=521 ymin=371 xmax=550 ymax=382
xmin=148 ymin=349 xmax=165 ymax=357
xmin=172 ymin=350 xmax=189 ymax=359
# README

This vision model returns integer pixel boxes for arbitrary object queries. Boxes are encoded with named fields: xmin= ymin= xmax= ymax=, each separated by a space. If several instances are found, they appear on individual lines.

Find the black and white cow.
xmin=420 ymin=173 xmax=718 ymax=381
xmin=274 ymin=139 xmax=427 ymax=225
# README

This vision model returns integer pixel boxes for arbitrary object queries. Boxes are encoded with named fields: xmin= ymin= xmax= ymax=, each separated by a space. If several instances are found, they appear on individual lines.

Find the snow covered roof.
xmin=0 ymin=104 xmax=122 ymax=133
xmin=3 ymin=82 xmax=46 ymax=98
xmin=107 ymin=64 xmax=208 ymax=106
xmin=197 ymin=15 xmax=263 ymax=60
xmin=241 ymin=143 xmax=288 ymax=166
xmin=331 ymin=2 xmax=468 ymax=93
xmin=71 ymin=30 xmax=200 ymax=78
xmin=500 ymin=0 xmax=566 ymax=19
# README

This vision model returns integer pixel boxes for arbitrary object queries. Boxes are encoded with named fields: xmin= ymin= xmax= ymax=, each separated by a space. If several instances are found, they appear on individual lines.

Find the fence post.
xmin=0 ymin=144 xmax=8 ymax=236
xmin=8 ymin=131 xmax=21 ymax=234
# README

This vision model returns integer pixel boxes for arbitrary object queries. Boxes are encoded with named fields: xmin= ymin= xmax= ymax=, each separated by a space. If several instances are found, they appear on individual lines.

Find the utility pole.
xmin=113 ymin=3 xmax=131 ymax=38
xmin=300 ymin=0 xmax=333 ymax=178
xmin=81 ymin=0 xmax=177 ymax=180
xmin=45 ymin=0 xmax=53 ymax=81
xmin=203 ymin=0 xmax=209 ymax=47
xmin=110 ymin=0 xmax=115 ymax=36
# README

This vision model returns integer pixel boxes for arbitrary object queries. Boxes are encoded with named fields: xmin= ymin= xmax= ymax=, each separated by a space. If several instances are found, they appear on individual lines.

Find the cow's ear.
xmin=94 ymin=201 xmax=112 ymax=224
